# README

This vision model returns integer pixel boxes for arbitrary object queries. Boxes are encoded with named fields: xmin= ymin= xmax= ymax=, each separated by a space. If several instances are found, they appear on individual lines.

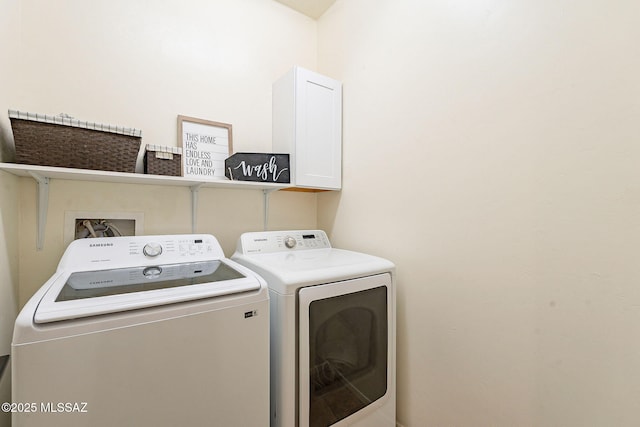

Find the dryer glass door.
xmin=298 ymin=273 xmax=391 ymax=427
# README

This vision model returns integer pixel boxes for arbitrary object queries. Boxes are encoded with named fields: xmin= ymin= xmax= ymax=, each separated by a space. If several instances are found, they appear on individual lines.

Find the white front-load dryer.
xmin=12 ymin=234 xmax=269 ymax=427
xmin=232 ymin=230 xmax=395 ymax=427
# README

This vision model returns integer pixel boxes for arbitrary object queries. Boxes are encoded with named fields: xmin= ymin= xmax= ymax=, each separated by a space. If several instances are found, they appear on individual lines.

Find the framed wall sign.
xmin=178 ymin=115 xmax=233 ymax=180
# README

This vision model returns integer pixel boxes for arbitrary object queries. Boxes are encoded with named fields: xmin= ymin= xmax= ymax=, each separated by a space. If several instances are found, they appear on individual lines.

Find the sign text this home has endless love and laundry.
xmin=182 ymin=121 xmax=229 ymax=179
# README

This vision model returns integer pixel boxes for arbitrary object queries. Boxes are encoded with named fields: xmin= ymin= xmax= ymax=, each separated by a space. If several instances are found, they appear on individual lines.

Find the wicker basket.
xmin=9 ymin=110 xmax=142 ymax=173
xmin=144 ymin=145 xmax=182 ymax=176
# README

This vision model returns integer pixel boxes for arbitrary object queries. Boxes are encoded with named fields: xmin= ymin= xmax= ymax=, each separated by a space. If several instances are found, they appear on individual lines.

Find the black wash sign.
xmin=225 ymin=153 xmax=290 ymax=183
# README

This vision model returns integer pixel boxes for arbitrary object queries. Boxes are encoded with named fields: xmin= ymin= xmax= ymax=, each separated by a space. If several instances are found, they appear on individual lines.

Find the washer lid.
xmin=34 ymin=260 xmax=260 ymax=324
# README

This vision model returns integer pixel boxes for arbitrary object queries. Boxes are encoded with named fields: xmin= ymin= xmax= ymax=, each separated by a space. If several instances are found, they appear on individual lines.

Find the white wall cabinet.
xmin=272 ymin=66 xmax=342 ymax=190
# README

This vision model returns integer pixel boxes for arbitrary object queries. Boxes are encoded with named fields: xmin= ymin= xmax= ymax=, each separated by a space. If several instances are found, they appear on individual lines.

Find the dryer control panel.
xmin=236 ymin=230 xmax=331 ymax=254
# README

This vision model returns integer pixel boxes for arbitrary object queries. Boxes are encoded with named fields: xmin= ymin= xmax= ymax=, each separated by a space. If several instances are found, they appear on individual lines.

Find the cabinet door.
xmin=295 ymin=68 xmax=342 ymax=189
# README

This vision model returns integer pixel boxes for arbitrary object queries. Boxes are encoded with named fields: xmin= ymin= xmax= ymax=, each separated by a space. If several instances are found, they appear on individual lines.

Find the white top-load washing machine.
xmin=232 ymin=230 xmax=395 ymax=427
xmin=12 ymin=234 xmax=269 ymax=427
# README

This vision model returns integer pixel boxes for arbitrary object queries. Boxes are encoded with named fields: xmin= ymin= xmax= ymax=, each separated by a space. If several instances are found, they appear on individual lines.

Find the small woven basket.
xmin=144 ymin=145 xmax=182 ymax=176
xmin=9 ymin=110 xmax=142 ymax=173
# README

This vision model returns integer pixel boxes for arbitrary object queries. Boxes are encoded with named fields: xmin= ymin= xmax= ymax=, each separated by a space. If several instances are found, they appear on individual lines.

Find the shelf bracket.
xmin=262 ymin=188 xmax=279 ymax=231
xmin=28 ymin=172 xmax=50 ymax=251
xmin=190 ymin=183 xmax=203 ymax=233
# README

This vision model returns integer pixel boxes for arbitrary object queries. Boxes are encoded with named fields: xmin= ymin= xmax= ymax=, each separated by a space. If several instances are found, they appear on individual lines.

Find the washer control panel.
xmin=59 ymin=234 xmax=225 ymax=270
xmin=131 ymin=236 xmax=217 ymax=259
xmin=237 ymin=230 xmax=331 ymax=254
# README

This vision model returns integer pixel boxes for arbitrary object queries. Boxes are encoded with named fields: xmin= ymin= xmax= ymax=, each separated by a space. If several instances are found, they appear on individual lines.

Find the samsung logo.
xmin=89 ymin=243 xmax=114 ymax=247
xmin=90 ymin=280 xmax=114 ymax=285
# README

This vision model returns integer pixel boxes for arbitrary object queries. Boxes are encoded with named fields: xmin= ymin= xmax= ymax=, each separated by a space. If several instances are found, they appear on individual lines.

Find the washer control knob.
xmin=284 ymin=236 xmax=297 ymax=249
xmin=143 ymin=242 xmax=163 ymax=257
xmin=143 ymin=266 xmax=162 ymax=279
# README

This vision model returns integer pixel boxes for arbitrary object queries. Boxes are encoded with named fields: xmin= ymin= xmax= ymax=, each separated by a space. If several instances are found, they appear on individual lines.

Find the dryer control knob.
xmin=143 ymin=242 xmax=163 ymax=257
xmin=284 ymin=236 xmax=297 ymax=249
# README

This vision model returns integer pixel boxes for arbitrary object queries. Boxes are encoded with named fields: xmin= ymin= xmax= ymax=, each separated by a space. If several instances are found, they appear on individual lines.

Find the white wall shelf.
xmin=0 ymin=162 xmax=290 ymax=250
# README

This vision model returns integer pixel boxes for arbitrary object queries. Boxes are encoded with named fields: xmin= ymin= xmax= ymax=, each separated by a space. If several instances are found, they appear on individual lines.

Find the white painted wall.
xmin=0 ymin=0 xmax=21 ymax=425
xmin=318 ymin=1 xmax=640 ymax=426
xmin=15 ymin=0 xmax=318 ymax=153
xmin=0 ymin=172 xmax=17 ymax=427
